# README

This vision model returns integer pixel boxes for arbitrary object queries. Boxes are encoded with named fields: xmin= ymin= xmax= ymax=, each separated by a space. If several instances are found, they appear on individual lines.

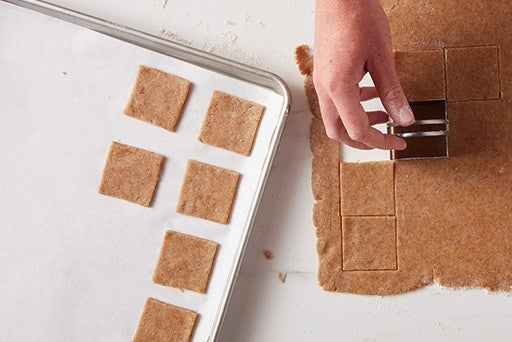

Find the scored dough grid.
xmin=296 ymin=0 xmax=512 ymax=295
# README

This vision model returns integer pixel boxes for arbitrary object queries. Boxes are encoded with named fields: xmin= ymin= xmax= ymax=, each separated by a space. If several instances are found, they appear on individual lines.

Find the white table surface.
xmin=6 ymin=0 xmax=512 ymax=341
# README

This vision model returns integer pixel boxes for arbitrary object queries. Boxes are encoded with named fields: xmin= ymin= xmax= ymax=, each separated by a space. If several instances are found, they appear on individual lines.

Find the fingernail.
xmin=398 ymin=105 xmax=415 ymax=125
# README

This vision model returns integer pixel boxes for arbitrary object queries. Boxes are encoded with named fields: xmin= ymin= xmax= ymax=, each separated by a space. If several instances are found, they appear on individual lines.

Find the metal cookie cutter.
xmin=387 ymin=100 xmax=449 ymax=160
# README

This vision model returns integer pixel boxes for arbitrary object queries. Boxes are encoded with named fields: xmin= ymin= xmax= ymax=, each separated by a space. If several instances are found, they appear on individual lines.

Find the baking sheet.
xmin=0 ymin=1 xmax=285 ymax=341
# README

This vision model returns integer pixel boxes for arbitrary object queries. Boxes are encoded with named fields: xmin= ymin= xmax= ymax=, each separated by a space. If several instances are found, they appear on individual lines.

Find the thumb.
xmin=368 ymin=53 xmax=415 ymax=126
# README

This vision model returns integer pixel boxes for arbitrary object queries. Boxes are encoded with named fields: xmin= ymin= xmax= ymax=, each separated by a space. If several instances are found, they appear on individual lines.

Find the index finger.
xmin=330 ymin=80 xmax=406 ymax=150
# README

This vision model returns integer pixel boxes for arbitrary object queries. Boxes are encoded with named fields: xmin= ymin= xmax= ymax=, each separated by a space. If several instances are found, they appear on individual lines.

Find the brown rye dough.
xmin=98 ymin=141 xmax=165 ymax=207
xmin=124 ymin=65 xmax=191 ymax=132
xmin=133 ymin=297 xmax=198 ymax=342
xmin=295 ymin=0 xmax=512 ymax=294
xmin=152 ymin=230 xmax=219 ymax=293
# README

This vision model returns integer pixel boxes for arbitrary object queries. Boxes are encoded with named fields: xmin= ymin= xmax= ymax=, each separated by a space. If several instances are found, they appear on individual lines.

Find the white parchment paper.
xmin=0 ymin=2 xmax=285 ymax=341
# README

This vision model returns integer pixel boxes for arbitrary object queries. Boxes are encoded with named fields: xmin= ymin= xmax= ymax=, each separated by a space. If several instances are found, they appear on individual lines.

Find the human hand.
xmin=314 ymin=0 xmax=414 ymax=150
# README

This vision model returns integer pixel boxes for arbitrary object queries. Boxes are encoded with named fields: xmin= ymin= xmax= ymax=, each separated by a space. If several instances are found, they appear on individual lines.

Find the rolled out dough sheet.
xmin=297 ymin=0 xmax=512 ymax=294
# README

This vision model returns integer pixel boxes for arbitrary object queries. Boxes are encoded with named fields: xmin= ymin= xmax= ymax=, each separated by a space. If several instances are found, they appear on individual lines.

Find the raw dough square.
xmin=198 ymin=90 xmax=265 ymax=156
xmin=446 ymin=46 xmax=500 ymax=102
xmin=133 ymin=297 xmax=198 ymax=342
xmin=340 ymin=162 xmax=395 ymax=216
xmin=98 ymin=141 xmax=165 ymax=207
xmin=124 ymin=65 xmax=191 ymax=131
xmin=152 ymin=231 xmax=219 ymax=293
xmin=342 ymin=216 xmax=397 ymax=271
xmin=395 ymin=50 xmax=446 ymax=101
xmin=176 ymin=160 xmax=240 ymax=224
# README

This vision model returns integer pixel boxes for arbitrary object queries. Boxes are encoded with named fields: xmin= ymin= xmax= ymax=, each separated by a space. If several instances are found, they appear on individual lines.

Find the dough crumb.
xmin=278 ymin=272 xmax=287 ymax=283
xmin=159 ymin=28 xmax=192 ymax=46
xmin=264 ymin=250 xmax=273 ymax=260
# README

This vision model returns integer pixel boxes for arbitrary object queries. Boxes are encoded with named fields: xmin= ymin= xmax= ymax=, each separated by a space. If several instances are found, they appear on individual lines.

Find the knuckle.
xmin=381 ymin=85 xmax=403 ymax=104
xmin=325 ymin=78 xmax=341 ymax=94
xmin=313 ymin=67 xmax=353 ymax=95
xmin=347 ymin=127 xmax=367 ymax=143
xmin=313 ymin=70 xmax=338 ymax=94
xmin=324 ymin=76 xmax=353 ymax=97
xmin=324 ymin=127 xmax=340 ymax=140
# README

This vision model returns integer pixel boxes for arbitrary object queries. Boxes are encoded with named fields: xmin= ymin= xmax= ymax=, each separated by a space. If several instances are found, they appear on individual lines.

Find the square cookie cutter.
xmin=388 ymin=100 xmax=449 ymax=160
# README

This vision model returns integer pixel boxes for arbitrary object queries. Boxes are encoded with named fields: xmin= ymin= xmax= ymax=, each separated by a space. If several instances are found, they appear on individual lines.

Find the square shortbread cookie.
xmin=340 ymin=161 xmax=395 ymax=216
xmin=124 ymin=65 xmax=191 ymax=131
xmin=176 ymin=160 xmax=240 ymax=224
xmin=152 ymin=231 xmax=219 ymax=293
xmin=133 ymin=297 xmax=198 ymax=342
xmin=198 ymin=90 xmax=265 ymax=156
xmin=98 ymin=141 xmax=165 ymax=207
xmin=342 ymin=216 xmax=397 ymax=271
